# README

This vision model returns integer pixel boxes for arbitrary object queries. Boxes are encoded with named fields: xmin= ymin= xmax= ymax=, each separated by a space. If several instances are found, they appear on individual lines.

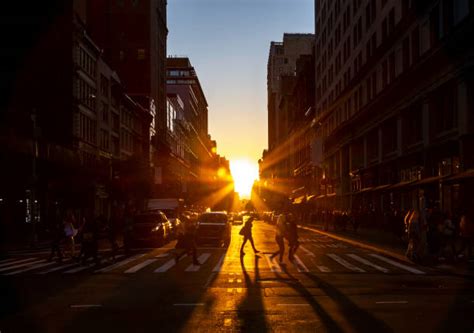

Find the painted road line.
xmin=70 ymin=304 xmax=102 ymax=308
xmin=0 ymin=259 xmax=45 ymax=273
xmin=95 ymin=254 xmax=144 ymax=273
xmin=299 ymin=246 xmax=315 ymax=257
xmin=316 ymin=265 xmax=331 ymax=272
xmin=64 ymin=263 xmax=96 ymax=274
xmin=4 ymin=261 xmax=56 ymax=275
xmin=185 ymin=253 xmax=211 ymax=272
xmin=369 ymin=254 xmax=425 ymax=274
xmin=154 ymin=254 xmax=186 ymax=273
xmin=38 ymin=262 xmax=78 ymax=274
xmin=376 ymin=301 xmax=408 ymax=304
xmin=0 ymin=258 xmax=21 ymax=264
xmin=212 ymin=253 xmax=226 ymax=272
xmin=292 ymin=255 xmax=309 ymax=272
xmin=0 ymin=257 xmax=37 ymax=269
xmin=264 ymin=254 xmax=282 ymax=273
xmin=347 ymin=254 xmax=389 ymax=273
xmin=124 ymin=259 xmax=158 ymax=273
xmin=326 ymin=254 xmax=366 ymax=272
xmin=277 ymin=303 xmax=310 ymax=306
xmin=173 ymin=303 xmax=205 ymax=306
xmin=155 ymin=253 xmax=170 ymax=258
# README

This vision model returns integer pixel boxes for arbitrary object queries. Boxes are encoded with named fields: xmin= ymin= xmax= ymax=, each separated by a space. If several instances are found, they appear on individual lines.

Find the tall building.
xmin=263 ymin=34 xmax=315 ymax=207
xmin=86 ymin=0 xmax=168 ymax=192
xmin=0 ymin=1 xmax=153 ymax=243
xmin=166 ymin=57 xmax=213 ymax=203
xmin=312 ymin=0 xmax=474 ymax=217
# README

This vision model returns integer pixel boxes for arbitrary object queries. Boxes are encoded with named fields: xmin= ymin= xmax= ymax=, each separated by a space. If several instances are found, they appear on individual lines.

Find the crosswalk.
xmin=0 ymin=249 xmax=428 ymax=277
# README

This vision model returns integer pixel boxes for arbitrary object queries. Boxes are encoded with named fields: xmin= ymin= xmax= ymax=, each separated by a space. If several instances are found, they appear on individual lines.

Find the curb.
xmin=300 ymin=225 xmax=412 ymax=264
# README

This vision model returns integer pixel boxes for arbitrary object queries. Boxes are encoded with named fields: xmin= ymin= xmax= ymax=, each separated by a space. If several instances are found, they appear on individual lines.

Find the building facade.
xmin=312 ymin=0 xmax=474 ymax=219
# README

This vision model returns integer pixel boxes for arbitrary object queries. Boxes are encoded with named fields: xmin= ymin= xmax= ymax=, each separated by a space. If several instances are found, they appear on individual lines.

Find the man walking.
xmin=239 ymin=216 xmax=259 ymax=255
xmin=286 ymin=214 xmax=299 ymax=261
xmin=175 ymin=217 xmax=200 ymax=265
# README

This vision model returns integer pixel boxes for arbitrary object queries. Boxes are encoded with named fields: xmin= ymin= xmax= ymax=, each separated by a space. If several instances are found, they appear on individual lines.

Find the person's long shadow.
xmin=276 ymin=264 xmax=393 ymax=333
xmin=237 ymin=253 xmax=269 ymax=332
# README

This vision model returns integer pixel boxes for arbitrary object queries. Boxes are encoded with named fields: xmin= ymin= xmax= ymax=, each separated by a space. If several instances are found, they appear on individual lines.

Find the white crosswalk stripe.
xmin=369 ymin=254 xmax=425 ymax=274
xmin=316 ymin=265 xmax=331 ymax=272
xmin=185 ymin=253 xmax=211 ymax=272
xmin=213 ymin=254 xmax=226 ymax=272
xmin=38 ymin=262 xmax=78 ymax=274
xmin=64 ymin=263 xmax=96 ymax=274
xmin=264 ymin=254 xmax=282 ymax=273
xmin=0 ymin=257 xmax=21 ymax=264
xmin=0 ymin=257 xmax=37 ymax=269
xmin=292 ymin=255 xmax=309 ymax=272
xmin=299 ymin=246 xmax=315 ymax=257
xmin=154 ymin=254 xmax=186 ymax=273
xmin=95 ymin=254 xmax=143 ymax=273
xmin=4 ymin=261 xmax=56 ymax=275
xmin=124 ymin=259 xmax=157 ymax=273
xmin=326 ymin=254 xmax=366 ymax=272
xmin=346 ymin=254 xmax=389 ymax=273
xmin=0 ymin=259 xmax=45 ymax=273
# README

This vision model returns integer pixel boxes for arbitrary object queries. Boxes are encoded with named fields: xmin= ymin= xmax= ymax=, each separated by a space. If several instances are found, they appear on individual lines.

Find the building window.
xmin=137 ymin=48 xmax=146 ymax=60
xmin=76 ymin=78 xmax=96 ymax=111
xmin=102 ymin=102 xmax=109 ymax=123
xmin=411 ymin=26 xmax=420 ymax=62
xmin=100 ymin=75 xmax=109 ymax=97
xmin=402 ymin=37 xmax=410 ymax=71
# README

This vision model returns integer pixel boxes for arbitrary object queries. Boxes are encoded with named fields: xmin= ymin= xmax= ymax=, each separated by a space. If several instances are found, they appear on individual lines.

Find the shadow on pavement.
xmin=237 ymin=253 xmax=269 ymax=332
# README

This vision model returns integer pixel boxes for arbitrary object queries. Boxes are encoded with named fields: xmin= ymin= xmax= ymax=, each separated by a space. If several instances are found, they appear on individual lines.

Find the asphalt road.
xmin=1 ymin=221 xmax=473 ymax=333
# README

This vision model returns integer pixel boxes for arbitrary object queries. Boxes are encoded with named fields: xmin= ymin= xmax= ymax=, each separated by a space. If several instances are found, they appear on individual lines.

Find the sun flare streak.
xmin=230 ymin=159 xmax=258 ymax=198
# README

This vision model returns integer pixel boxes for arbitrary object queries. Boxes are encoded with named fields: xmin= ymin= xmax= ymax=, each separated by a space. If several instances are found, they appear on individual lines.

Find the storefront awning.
xmin=372 ymin=184 xmax=391 ymax=191
xmin=388 ymin=180 xmax=416 ymax=189
xmin=410 ymin=175 xmax=444 ymax=186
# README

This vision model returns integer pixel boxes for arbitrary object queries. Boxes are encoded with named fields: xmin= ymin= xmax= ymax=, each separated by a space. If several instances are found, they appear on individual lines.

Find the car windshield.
xmin=199 ymin=214 xmax=227 ymax=224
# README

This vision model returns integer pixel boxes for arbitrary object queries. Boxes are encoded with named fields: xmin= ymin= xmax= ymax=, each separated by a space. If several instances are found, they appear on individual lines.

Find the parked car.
xmin=130 ymin=211 xmax=172 ymax=247
xmin=232 ymin=212 xmax=244 ymax=225
xmin=161 ymin=209 xmax=182 ymax=238
xmin=196 ymin=211 xmax=231 ymax=247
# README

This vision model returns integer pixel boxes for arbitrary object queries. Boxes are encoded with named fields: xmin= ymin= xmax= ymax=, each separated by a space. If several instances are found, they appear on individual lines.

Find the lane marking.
xmin=38 ymin=262 xmax=78 ymax=274
xmin=326 ymin=254 xmax=366 ymax=272
xmin=0 ymin=257 xmax=21 ymax=264
xmin=70 ymin=304 xmax=102 ymax=308
xmin=154 ymin=254 xmax=186 ymax=273
xmin=376 ymin=301 xmax=408 ymax=304
xmin=185 ymin=253 xmax=211 ymax=272
xmin=346 ymin=254 xmax=389 ymax=273
xmin=95 ymin=254 xmax=143 ymax=273
xmin=4 ymin=261 xmax=56 ymax=275
xmin=0 ymin=259 xmax=45 ymax=273
xmin=369 ymin=254 xmax=425 ymax=275
xmin=264 ymin=254 xmax=282 ymax=273
xmin=299 ymin=246 xmax=315 ymax=257
xmin=64 ymin=263 xmax=95 ymax=274
xmin=212 ymin=253 xmax=225 ymax=272
xmin=124 ymin=258 xmax=157 ymax=273
xmin=224 ymin=318 xmax=232 ymax=327
xmin=173 ymin=303 xmax=204 ymax=306
xmin=292 ymin=255 xmax=309 ymax=272
xmin=316 ymin=265 xmax=331 ymax=272
xmin=277 ymin=303 xmax=309 ymax=306
xmin=203 ymin=272 xmax=217 ymax=288
xmin=155 ymin=253 xmax=170 ymax=258
xmin=0 ymin=257 xmax=37 ymax=269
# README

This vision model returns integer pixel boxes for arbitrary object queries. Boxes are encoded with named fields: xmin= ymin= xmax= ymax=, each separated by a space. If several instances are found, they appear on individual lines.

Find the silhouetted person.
xmin=48 ymin=210 xmax=64 ymax=262
xmin=240 ymin=217 xmax=259 ymax=255
xmin=79 ymin=215 xmax=100 ymax=265
xmin=175 ymin=217 xmax=200 ymax=265
xmin=286 ymin=214 xmax=299 ymax=261
xmin=271 ymin=213 xmax=286 ymax=263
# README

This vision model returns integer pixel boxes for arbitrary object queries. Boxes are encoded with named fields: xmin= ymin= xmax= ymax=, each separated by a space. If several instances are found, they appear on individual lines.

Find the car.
xmin=232 ymin=212 xmax=244 ymax=225
xmin=129 ymin=211 xmax=172 ymax=247
xmin=161 ymin=209 xmax=182 ymax=238
xmin=195 ymin=211 xmax=231 ymax=247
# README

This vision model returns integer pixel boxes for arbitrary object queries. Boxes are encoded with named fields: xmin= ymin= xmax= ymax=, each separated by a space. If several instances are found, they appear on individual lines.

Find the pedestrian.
xmin=48 ymin=210 xmax=64 ymax=262
xmin=78 ymin=214 xmax=100 ymax=265
xmin=63 ymin=210 xmax=78 ymax=259
xmin=270 ymin=213 xmax=287 ymax=263
xmin=457 ymin=213 xmax=474 ymax=261
xmin=239 ymin=216 xmax=259 ymax=255
xmin=175 ymin=216 xmax=200 ymax=265
xmin=439 ymin=212 xmax=456 ymax=261
xmin=286 ymin=214 xmax=299 ymax=261
xmin=107 ymin=209 xmax=120 ymax=262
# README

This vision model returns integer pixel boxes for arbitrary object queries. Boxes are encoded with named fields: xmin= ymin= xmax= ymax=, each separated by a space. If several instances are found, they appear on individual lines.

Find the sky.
xmin=167 ymin=0 xmax=314 ymax=164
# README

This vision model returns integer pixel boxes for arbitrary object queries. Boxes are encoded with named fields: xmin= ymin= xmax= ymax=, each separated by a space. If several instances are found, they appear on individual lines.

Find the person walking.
xmin=63 ymin=210 xmax=78 ymax=259
xmin=123 ymin=205 xmax=135 ymax=255
xmin=175 ymin=217 xmax=200 ymax=265
xmin=458 ymin=213 xmax=474 ymax=261
xmin=48 ymin=210 xmax=64 ymax=262
xmin=271 ymin=213 xmax=287 ymax=263
xmin=78 ymin=214 xmax=100 ymax=265
xmin=239 ymin=216 xmax=259 ymax=255
xmin=286 ymin=214 xmax=299 ymax=261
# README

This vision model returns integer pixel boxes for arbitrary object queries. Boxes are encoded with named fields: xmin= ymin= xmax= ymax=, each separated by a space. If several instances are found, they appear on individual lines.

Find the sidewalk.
xmin=302 ymin=222 xmax=474 ymax=278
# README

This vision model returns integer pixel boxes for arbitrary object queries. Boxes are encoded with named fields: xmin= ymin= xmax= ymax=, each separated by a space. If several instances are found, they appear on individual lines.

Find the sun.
xmin=230 ymin=159 xmax=258 ymax=198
